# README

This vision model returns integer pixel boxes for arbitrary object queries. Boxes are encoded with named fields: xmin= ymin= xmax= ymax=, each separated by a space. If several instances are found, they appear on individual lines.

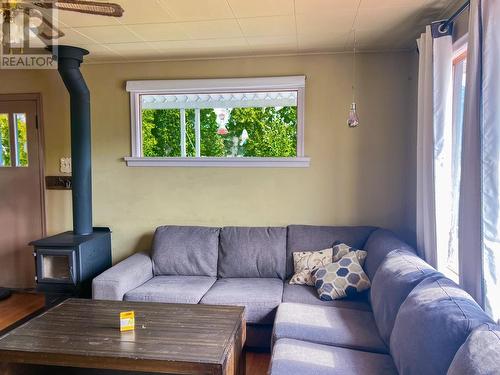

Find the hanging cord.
xmin=352 ymin=29 xmax=357 ymax=103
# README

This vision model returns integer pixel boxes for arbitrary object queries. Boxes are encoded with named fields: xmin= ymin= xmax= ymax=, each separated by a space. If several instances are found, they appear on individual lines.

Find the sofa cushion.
xmin=447 ymin=323 xmax=500 ymax=375
xmin=371 ymin=249 xmax=437 ymax=345
xmin=313 ymin=252 xmax=371 ymax=301
xmin=152 ymin=226 xmax=220 ymax=277
xmin=289 ymin=248 xmax=333 ymax=286
xmin=218 ymin=227 xmax=286 ymax=279
xmin=273 ymin=302 xmax=388 ymax=353
xmin=269 ymin=338 xmax=397 ymax=375
xmin=124 ymin=276 xmax=216 ymax=304
xmin=200 ymin=278 xmax=283 ymax=324
xmin=282 ymin=283 xmax=372 ymax=311
xmin=390 ymin=275 xmax=493 ymax=375
xmin=286 ymin=225 xmax=376 ymax=278
xmin=363 ymin=229 xmax=416 ymax=280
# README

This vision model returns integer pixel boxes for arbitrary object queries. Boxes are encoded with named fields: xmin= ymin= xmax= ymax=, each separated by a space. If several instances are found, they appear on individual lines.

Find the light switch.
xmin=60 ymin=157 xmax=71 ymax=174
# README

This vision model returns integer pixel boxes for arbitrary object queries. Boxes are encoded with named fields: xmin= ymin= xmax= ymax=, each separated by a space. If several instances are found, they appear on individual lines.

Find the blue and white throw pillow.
xmin=312 ymin=251 xmax=371 ymax=300
xmin=332 ymin=242 xmax=368 ymax=265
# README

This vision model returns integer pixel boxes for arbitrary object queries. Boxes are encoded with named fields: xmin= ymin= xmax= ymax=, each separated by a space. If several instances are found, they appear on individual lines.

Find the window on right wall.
xmin=441 ymin=43 xmax=467 ymax=282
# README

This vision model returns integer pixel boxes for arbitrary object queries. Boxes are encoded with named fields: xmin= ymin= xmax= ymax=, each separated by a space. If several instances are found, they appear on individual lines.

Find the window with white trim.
xmin=436 ymin=41 xmax=467 ymax=283
xmin=125 ymin=76 xmax=309 ymax=167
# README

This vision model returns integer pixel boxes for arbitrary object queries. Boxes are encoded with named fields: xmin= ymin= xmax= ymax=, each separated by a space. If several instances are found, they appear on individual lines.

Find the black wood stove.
xmin=30 ymin=46 xmax=111 ymax=303
xmin=30 ymin=228 xmax=111 ymax=299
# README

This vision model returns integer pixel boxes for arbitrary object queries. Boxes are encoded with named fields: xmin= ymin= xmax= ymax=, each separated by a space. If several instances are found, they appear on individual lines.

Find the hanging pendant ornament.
xmin=215 ymin=108 xmax=229 ymax=135
xmin=348 ymin=29 xmax=359 ymax=128
xmin=348 ymin=102 xmax=360 ymax=128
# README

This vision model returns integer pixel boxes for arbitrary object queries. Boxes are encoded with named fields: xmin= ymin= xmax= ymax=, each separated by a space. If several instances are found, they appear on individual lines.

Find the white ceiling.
xmin=48 ymin=0 xmax=458 ymax=62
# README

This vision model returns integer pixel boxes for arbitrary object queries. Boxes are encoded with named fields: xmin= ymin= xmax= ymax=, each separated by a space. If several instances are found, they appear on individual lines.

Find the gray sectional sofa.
xmin=92 ymin=225 xmax=500 ymax=374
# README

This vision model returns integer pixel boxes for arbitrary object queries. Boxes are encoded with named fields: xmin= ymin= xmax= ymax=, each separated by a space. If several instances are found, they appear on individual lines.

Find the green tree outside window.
xmin=0 ymin=114 xmax=11 ymax=166
xmin=15 ymin=114 xmax=28 ymax=167
xmin=142 ymin=106 xmax=297 ymax=158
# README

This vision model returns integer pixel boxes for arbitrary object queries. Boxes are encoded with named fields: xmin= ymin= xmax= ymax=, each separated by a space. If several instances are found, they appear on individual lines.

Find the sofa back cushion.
xmin=447 ymin=323 xmax=500 ymax=375
xmin=390 ymin=275 xmax=493 ymax=375
xmin=218 ymin=227 xmax=286 ymax=279
xmin=152 ymin=226 xmax=220 ymax=277
xmin=371 ymin=249 xmax=437 ymax=345
xmin=363 ymin=229 xmax=416 ymax=280
xmin=286 ymin=225 xmax=376 ymax=279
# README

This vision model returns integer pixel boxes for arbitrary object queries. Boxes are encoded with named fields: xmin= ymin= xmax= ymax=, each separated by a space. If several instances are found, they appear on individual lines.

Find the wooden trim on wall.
xmin=0 ymin=93 xmax=47 ymax=237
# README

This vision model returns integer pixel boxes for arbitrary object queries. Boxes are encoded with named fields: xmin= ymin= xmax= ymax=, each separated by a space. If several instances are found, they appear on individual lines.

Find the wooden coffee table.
xmin=0 ymin=298 xmax=246 ymax=375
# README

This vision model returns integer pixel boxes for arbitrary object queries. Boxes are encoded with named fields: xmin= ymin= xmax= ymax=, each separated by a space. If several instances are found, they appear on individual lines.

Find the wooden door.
xmin=0 ymin=96 xmax=45 ymax=289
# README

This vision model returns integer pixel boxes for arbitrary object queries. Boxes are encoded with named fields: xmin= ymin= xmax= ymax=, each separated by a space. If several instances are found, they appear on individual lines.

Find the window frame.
xmin=440 ymin=38 xmax=468 ymax=282
xmin=125 ymin=76 xmax=309 ymax=167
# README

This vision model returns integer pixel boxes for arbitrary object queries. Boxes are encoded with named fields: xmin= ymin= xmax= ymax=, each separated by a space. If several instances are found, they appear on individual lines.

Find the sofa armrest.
xmin=92 ymin=252 xmax=153 ymax=301
xmin=364 ymin=229 xmax=416 ymax=281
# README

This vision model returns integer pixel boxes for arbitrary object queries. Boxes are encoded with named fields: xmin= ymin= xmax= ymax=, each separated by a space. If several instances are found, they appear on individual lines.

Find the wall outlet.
xmin=60 ymin=157 xmax=71 ymax=174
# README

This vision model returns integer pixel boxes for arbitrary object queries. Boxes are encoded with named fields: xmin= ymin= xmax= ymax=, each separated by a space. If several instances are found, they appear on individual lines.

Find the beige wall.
xmin=0 ymin=51 xmax=417 ymax=263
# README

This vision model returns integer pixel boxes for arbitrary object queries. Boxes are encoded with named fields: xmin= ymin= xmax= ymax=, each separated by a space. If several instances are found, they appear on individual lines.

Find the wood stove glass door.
xmin=36 ymin=249 xmax=77 ymax=285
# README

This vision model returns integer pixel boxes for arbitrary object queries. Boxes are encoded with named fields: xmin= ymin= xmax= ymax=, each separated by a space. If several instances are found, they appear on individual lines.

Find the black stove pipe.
xmin=52 ymin=46 xmax=93 ymax=235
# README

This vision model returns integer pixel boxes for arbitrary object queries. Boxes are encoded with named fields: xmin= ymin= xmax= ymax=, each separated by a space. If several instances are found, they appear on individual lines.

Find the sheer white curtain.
xmin=416 ymin=25 xmax=453 ymax=268
xmin=459 ymin=0 xmax=500 ymax=320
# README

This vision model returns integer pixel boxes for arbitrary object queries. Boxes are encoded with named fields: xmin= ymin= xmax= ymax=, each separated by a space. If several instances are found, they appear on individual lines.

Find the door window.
xmin=14 ymin=113 xmax=28 ymax=167
xmin=0 ymin=113 xmax=11 ymax=167
xmin=0 ymin=112 xmax=29 ymax=167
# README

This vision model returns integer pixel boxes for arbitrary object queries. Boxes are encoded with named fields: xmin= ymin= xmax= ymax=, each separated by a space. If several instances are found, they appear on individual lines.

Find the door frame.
xmin=0 ymin=93 xmax=46 ymax=237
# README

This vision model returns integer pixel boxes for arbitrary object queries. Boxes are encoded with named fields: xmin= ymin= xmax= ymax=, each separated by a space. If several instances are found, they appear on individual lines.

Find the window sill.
xmin=124 ymin=156 xmax=311 ymax=168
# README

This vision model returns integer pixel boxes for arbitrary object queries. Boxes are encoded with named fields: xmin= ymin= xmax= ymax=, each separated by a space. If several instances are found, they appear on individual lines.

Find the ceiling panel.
xmin=247 ymin=35 xmax=297 ymax=54
xmin=150 ymin=38 xmax=249 ymax=58
xmin=59 ymin=27 xmax=97 ymax=45
xmin=356 ymin=6 xmax=422 ymax=30
xmin=238 ymin=16 xmax=296 ymax=38
xmin=298 ymin=33 xmax=350 ymax=52
xmin=360 ymin=0 xmax=428 ymax=8
xmin=102 ymin=42 xmax=160 ymax=58
xmin=126 ymin=22 xmax=190 ymax=42
xmin=296 ymin=11 xmax=356 ymax=36
xmin=227 ymin=0 xmax=294 ymax=18
xmin=117 ymin=0 xmax=175 ymax=24
xmin=295 ymin=0 xmax=359 ymax=14
xmin=162 ymin=0 xmax=234 ymax=21
xmin=38 ymin=0 xmax=457 ymax=61
xmin=73 ymin=25 xmax=143 ymax=44
xmin=185 ymin=19 xmax=243 ymax=40
xmin=79 ymin=44 xmax=122 ymax=60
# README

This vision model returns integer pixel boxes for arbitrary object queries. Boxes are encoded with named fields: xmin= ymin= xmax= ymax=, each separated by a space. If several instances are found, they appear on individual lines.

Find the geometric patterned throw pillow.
xmin=312 ymin=251 xmax=371 ymax=300
xmin=289 ymin=248 xmax=333 ymax=286
xmin=332 ymin=242 xmax=368 ymax=266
